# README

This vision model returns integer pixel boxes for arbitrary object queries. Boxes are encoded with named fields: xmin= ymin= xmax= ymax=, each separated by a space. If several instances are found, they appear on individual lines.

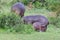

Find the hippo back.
xmin=22 ymin=15 xmax=49 ymax=25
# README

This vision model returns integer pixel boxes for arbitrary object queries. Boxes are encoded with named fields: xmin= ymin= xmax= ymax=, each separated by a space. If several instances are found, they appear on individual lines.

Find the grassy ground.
xmin=0 ymin=33 xmax=60 ymax=40
xmin=0 ymin=6 xmax=60 ymax=40
xmin=0 ymin=27 xmax=60 ymax=40
xmin=25 ymin=8 xmax=49 ymax=17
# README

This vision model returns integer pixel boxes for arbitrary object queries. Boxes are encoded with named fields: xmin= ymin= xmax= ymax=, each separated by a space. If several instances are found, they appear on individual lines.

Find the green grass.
xmin=0 ymin=31 xmax=60 ymax=40
xmin=0 ymin=24 xmax=60 ymax=40
xmin=25 ymin=8 xmax=49 ymax=17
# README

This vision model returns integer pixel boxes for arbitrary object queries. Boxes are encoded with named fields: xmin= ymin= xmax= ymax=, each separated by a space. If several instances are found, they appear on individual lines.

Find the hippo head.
xmin=33 ymin=22 xmax=47 ymax=32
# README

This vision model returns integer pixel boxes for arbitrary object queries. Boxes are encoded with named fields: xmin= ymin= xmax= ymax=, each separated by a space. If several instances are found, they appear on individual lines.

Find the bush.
xmin=15 ymin=24 xmax=35 ymax=34
xmin=33 ymin=1 xmax=42 ymax=8
xmin=20 ymin=0 xmax=29 ymax=5
xmin=48 ymin=10 xmax=60 ymax=28
xmin=0 ymin=13 xmax=21 ymax=28
xmin=46 ymin=0 xmax=60 ymax=11
xmin=0 ymin=13 xmax=34 ymax=33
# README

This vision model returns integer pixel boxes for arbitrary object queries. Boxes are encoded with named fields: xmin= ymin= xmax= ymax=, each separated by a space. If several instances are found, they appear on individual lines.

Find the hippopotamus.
xmin=22 ymin=15 xmax=49 ymax=32
xmin=11 ymin=2 xmax=25 ymax=17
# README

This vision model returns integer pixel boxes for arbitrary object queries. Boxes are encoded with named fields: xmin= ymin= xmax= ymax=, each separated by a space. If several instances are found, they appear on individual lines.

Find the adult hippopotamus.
xmin=11 ymin=2 xmax=25 ymax=17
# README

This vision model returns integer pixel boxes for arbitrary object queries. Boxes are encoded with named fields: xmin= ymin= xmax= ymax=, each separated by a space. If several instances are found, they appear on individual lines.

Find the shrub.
xmin=48 ymin=9 xmax=60 ymax=28
xmin=20 ymin=0 xmax=29 ymax=5
xmin=46 ymin=0 xmax=60 ymax=11
xmin=33 ymin=1 xmax=42 ymax=8
xmin=0 ymin=13 xmax=35 ymax=33
xmin=14 ymin=24 xmax=35 ymax=34
xmin=0 ymin=13 xmax=21 ymax=28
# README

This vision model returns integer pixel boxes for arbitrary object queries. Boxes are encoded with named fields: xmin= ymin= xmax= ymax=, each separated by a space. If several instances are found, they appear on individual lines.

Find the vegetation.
xmin=0 ymin=0 xmax=60 ymax=40
xmin=0 ymin=0 xmax=60 ymax=32
xmin=0 ymin=24 xmax=60 ymax=40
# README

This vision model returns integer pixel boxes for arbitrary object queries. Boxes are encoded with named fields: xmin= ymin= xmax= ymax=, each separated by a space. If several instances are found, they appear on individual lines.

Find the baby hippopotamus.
xmin=11 ymin=2 xmax=25 ymax=17
xmin=22 ymin=15 xmax=49 ymax=32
